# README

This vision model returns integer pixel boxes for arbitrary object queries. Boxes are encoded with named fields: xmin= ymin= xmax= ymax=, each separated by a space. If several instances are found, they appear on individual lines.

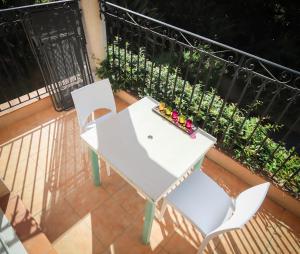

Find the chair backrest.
xmin=71 ymin=79 xmax=116 ymax=131
xmin=208 ymin=182 xmax=270 ymax=236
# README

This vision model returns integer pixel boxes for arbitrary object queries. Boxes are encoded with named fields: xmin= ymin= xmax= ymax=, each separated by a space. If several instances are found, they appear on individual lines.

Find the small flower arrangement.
xmin=153 ymin=102 xmax=197 ymax=137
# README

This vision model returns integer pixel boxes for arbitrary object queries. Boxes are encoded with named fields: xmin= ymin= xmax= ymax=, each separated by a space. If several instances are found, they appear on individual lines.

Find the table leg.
xmin=142 ymin=200 xmax=155 ymax=244
xmin=194 ymin=156 xmax=204 ymax=171
xmin=90 ymin=149 xmax=101 ymax=186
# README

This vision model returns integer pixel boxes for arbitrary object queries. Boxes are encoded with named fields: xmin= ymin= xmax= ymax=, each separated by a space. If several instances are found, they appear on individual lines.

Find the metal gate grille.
xmin=0 ymin=0 xmax=93 ymax=112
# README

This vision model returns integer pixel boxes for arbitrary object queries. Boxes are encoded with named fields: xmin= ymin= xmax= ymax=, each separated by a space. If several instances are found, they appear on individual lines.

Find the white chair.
xmin=160 ymin=170 xmax=270 ymax=254
xmin=71 ymin=79 xmax=116 ymax=176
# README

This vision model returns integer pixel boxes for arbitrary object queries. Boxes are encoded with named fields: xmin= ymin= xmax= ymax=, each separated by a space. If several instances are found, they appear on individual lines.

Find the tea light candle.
xmin=179 ymin=115 xmax=186 ymax=125
xmin=165 ymin=106 xmax=172 ymax=116
xmin=159 ymin=102 xmax=165 ymax=111
xmin=172 ymin=110 xmax=179 ymax=121
xmin=185 ymin=119 xmax=192 ymax=129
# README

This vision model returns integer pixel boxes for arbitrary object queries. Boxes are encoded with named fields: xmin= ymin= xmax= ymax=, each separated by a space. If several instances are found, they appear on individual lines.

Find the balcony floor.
xmin=0 ymin=96 xmax=299 ymax=254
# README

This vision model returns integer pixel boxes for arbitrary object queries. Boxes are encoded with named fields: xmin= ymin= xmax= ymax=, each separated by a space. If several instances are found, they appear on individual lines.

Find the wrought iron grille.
xmin=0 ymin=4 xmax=47 ymax=111
xmin=100 ymin=1 xmax=300 ymax=197
xmin=0 ymin=0 xmax=93 ymax=112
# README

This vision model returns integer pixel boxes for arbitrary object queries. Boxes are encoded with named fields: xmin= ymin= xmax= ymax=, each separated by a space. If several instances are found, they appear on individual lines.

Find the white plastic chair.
xmin=160 ymin=170 xmax=270 ymax=254
xmin=71 ymin=79 xmax=116 ymax=176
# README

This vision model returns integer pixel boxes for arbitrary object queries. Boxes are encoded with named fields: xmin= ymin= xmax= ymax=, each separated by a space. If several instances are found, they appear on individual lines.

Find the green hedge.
xmin=96 ymin=42 xmax=300 ymax=194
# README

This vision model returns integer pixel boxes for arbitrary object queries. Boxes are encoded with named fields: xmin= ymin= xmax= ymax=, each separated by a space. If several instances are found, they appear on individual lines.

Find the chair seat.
xmin=166 ymin=170 xmax=234 ymax=235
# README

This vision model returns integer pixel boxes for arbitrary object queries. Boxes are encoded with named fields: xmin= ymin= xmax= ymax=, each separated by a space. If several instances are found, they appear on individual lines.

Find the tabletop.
xmin=81 ymin=96 xmax=216 ymax=201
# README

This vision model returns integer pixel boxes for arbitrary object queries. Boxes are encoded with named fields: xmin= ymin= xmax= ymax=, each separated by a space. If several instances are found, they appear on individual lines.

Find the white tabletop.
xmin=81 ymin=96 xmax=216 ymax=201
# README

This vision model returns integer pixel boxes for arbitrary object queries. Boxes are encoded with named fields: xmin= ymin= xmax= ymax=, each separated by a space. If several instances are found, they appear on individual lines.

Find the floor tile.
xmin=65 ymin=178 xmax=110 ymax=217
xmin=22 ymin=232 xmax=53 ymax=254
xmin=35 ymin=199 xmax=80 ymax=242
xmin=163 ymin=229 xmax=199 ymax=254
xmin=112 ymin=184 xmax=146 ymax=218
xmin=86 ymin=197 xmax=133 ymax=247
xmin=103 ymin=222 xmax=163 ymax=254
xmin=100 ymin=167 xmax=127 ymax=195
xmin=53 ymin=215 xmax=105 ymax=254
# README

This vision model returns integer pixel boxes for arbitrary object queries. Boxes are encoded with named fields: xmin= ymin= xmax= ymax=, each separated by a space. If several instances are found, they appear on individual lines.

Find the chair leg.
xmin=105 ymin=161 xmax=111 ymax=176
xmin=90 ymin=149 xmax=101 ymax=186
xmin=159 ymin=198 xmax=168 ymax=221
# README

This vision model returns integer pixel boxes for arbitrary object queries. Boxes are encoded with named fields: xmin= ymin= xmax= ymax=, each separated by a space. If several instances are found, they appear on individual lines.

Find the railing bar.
xmin=164 ymin=39 xmax=174 ymax=101
xmin=178 ymin=48 xmax=194 ymax=111
xmin=228 ymin=80 xmax=268 ymax=151
xmin=187 ymin=52 xmax=206 ymax=109
xmin=243 ymin=84 xmax=284 ymax=148
xmin=129 ymin=30 xmax=134 ymax=91
xmin=64 ymin=18 xmax=79 ymax=83
xmin=136 ymin=26 xmax=141 ymax=95
xmin=196 ymin=58 xmax=214 ymax=112
xmin=142 ymin=30 xmax=149 ymax=95
xmin=112 ymin=25 xmax=116 ymax=73
xmin=219 ymin=72 xmax=253 ymax=144
xmin=155 ymin=37 xmax=165 ymax=99
xmin=117 ymin=23 xmax=121 ymax=82
xmin=253 ymin=93 xmax=299 ymax=156
xmin=45 ymin=46 xmax=64 ymax=106
xmin=105 ymin=18 xmax=111 ymax=69
xmin=202 ymin=62 xmax=228 ymax=130
xmin=171 ymin=45 xmax=184 ymax=103
xmin=123 ymin=26 xmax=128 ymax=81
xmin=202 ymin=88 xmax=219 ymax=131
xmin=126 ymin=12 xmax=138 ymax=26
xmin=210 ymin=57 xmax=245 ymax=133
xmin=43 ymin=21 xmax=65 ymax=104
xmin=179 ymin=32 xmax=192 ymax=47
xmin=58 ymin=32 xmax=73 ymax=86
xmin=148 ymin=33 xmax=156 ymax=96
xmin=52 ymin=21 xmax=73 ymax=96
xmin=76 ymin=37 xmax=88 ymax=86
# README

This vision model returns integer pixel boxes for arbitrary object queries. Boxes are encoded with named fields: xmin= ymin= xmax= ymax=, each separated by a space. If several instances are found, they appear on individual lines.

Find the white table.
xmin=81 ymin=96 xmax=216 ymax=244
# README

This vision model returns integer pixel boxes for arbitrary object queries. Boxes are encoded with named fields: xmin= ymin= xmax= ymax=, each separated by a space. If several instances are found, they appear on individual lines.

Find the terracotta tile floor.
xmin=0 ymin=96 xmax=299 ymax=254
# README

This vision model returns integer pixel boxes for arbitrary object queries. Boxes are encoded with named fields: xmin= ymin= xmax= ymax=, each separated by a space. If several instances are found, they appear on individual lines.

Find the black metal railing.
xmin=99 ymin=1 xmax=300 ymax=197
xmin=0 ymin=0 xmax=93 ymax=112
xmin=0 ymin=3 xmax=47 ymax=111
